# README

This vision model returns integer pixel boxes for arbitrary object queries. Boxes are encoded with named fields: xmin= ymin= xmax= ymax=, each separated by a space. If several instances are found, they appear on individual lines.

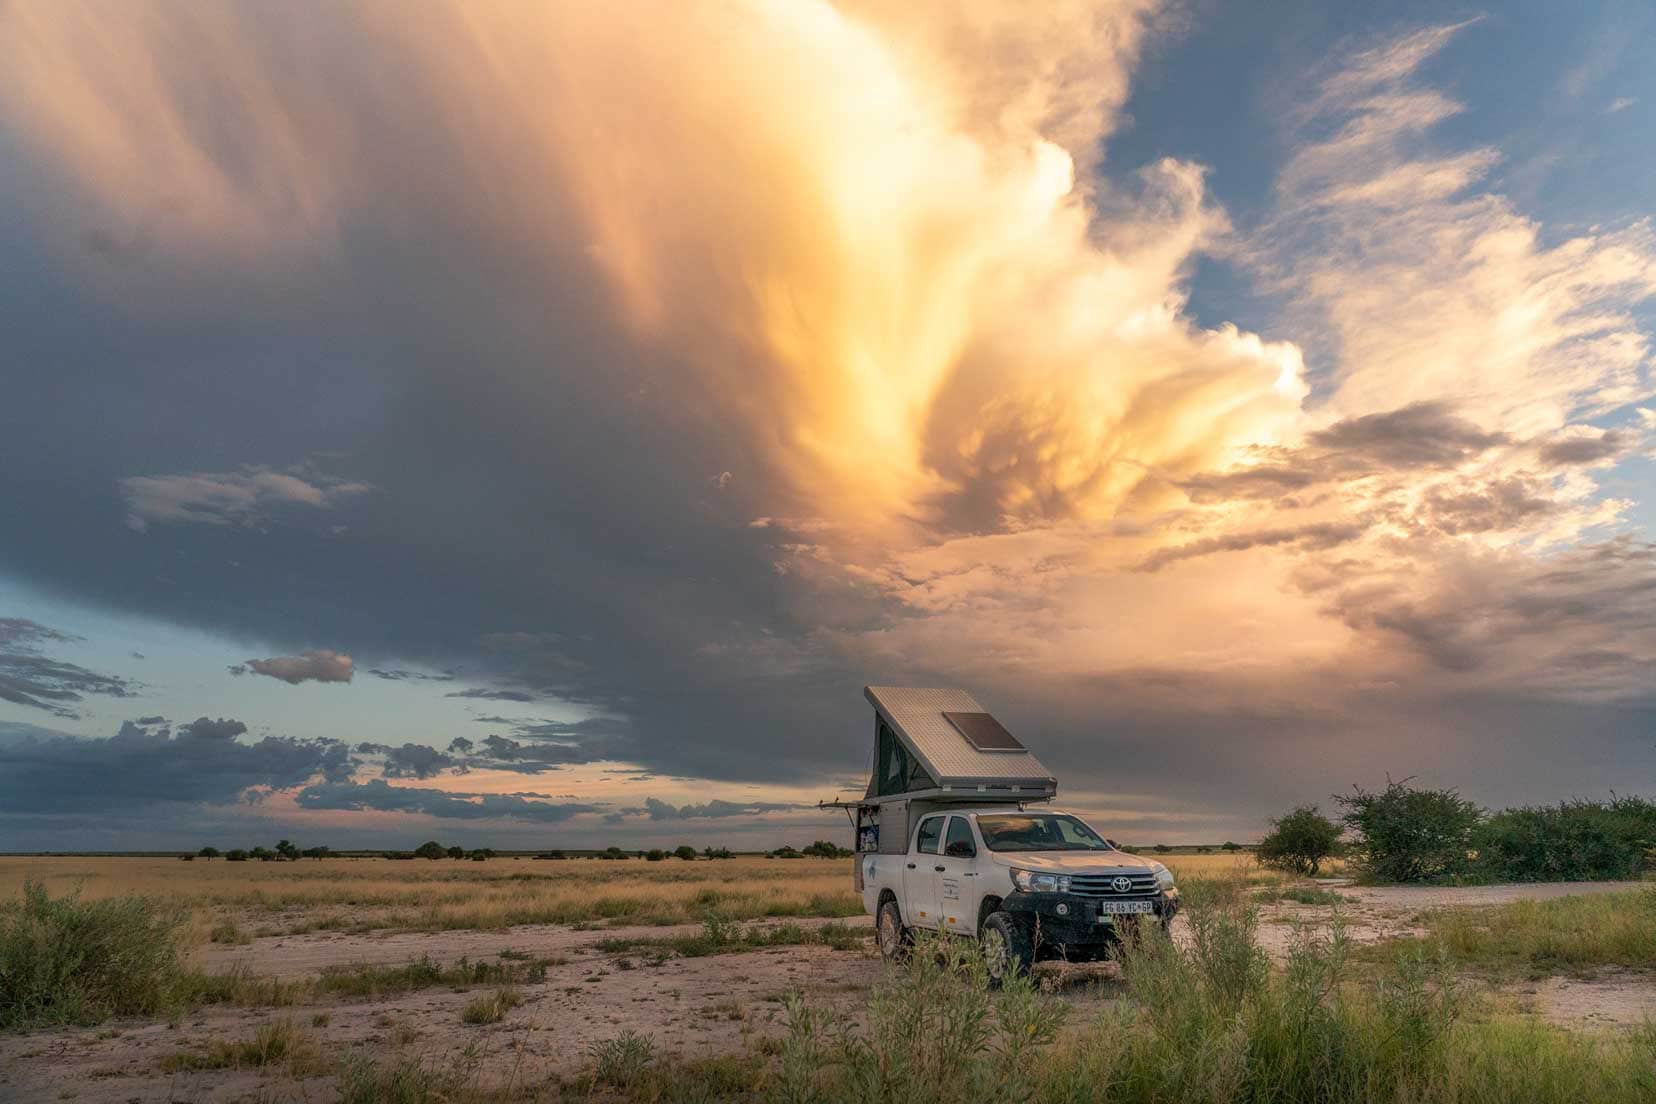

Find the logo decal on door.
xmin=941 ymin=879 xmax=960 ymax=900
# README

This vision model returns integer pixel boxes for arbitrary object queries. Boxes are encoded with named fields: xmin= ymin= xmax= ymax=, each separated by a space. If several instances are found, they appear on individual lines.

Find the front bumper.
xmin=1000 ymin=888 xmax=1179 ymax=948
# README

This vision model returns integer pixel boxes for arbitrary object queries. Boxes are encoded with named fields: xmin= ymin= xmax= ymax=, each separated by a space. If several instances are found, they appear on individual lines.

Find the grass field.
xmin=3 ymin=853 xmax=1654 ymax=1102
xmin=0 ymin=851 xmax=1281 ymax=937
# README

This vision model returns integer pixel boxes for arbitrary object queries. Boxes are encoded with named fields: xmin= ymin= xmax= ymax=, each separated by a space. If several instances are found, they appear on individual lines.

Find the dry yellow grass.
xmin=0 ymin=855 xmax=863 ymax=934
xmin=0 ymin=851 xmax=1281 ymax=937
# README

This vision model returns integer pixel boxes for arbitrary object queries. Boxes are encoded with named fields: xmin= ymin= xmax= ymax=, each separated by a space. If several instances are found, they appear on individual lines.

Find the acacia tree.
xmin=413 ymin=840 xmax=447 ymax=860
xmin=1256 ymin=805 xmax=1342 ymax=876
xmin=1336 ymin=780 xmax=1482 ymax=883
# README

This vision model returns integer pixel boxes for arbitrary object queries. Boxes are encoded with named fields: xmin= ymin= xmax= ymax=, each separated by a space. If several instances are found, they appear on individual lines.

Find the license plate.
xmin=1096 ymin=900 xmax=1154 ymax=916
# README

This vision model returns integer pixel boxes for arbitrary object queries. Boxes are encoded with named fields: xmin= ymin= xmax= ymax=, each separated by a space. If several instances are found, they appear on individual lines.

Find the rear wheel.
xmin=876 ymin=899 xmax=911 ymax=962
xmin=981 ymin=911 xmax=1031 ymax=986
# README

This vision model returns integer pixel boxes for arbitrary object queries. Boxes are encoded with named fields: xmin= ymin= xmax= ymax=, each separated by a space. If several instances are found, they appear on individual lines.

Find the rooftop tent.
xmin=861 ymin=686 xmax=1057 ymax=804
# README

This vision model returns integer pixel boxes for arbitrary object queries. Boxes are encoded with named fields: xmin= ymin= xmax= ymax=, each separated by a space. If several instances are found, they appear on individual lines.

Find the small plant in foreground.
xmin=590 ymin=1029 xmax=656 ymax=1088
xmin=461 ymin=985 xmax=521 ymax=1024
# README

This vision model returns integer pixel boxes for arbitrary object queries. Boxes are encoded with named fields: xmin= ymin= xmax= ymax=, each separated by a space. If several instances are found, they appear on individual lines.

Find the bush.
xmin=1471 ymin=797 xmax=1656 ymax=882
xmin=1257 ymin=805 xmax=1342 ymax=876
xmin=646 ymin=849 xmax=667 ymax=862
xmin=446 ymin=845 xmax=466 ymax=860
xmin=598 ymin=846 xmax=630 ymax=861
xmin=1336 ymin=780 xmax=1482 ymax=883
xmin=770 ymin=845 xmax=802 ymax=859
xmin=776 ymin=877 xmax=1656 ymax=1103
xmin=225 ymin=849 xmax=249 ymax=862
xmin=0 ymin=883 xmax=185 ymax=1028
xmin=1221 ymin=841 xmax=1240 ymax=852
xmin=198 ymin=846 xmax=220 ymax=860
xmin=803 ymin=840 xmax=852 ymax=858
xmin=413 ymin=840 xmax=447 ymax=860
xmin=674 ymin=845 xmax=699 ymax=861
xmin=703 ymin=846 xmax=733 ymax=860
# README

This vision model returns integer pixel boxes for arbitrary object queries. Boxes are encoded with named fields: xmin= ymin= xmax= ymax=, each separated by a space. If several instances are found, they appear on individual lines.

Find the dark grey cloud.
xmin=1307 ymin=401 xmax=1508 ymax=467
xmin=1537 ymin=430 xmax=1626 ymax=466
xmin=179 ymin=716 xmax=250 ymax=741
xmin=642 ymin=796 xmax=806 ymax=819
xmin=237 ymin=650 xmax=355 ymax=685
xmin=0 ymin=617 xmax=136 ymax=718
xmin=365 ymin=742 xmax=459 ymax=779
xmin=294 ymin=779 xmax=598 ymax=822
xmin=1420 ymin=477 xmax=1554 ymax=535
xmin=367 ymin=668 xmax=457 ymax=682
xmin=446 ymin=687 xmax=535 ymax=702
xmin=0 ymin=717 xmax=351 ymax=814
xmin=1137 ymin=522 xmax=1367 ymax=572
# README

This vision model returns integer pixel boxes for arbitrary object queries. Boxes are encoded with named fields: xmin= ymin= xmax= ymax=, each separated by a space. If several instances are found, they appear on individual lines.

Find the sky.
xmin=2 ymin=0 xmax=1654 ymax=852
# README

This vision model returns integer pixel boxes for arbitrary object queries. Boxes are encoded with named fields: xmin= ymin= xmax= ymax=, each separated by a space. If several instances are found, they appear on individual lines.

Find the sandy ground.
xmin=3 ymin=881 xmax=1652 ymax=1103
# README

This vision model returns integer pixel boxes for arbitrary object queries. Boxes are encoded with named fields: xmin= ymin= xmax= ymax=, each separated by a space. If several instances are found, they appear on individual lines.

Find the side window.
xmin=945 ymin=816 xmax=977 ymax=859
xmin=915 ymin=816 xmax=944 ymax=855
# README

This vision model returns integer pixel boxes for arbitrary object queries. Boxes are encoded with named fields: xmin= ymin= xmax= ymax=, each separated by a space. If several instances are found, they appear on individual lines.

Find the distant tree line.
xmin=1255 ymin=780 xmax=1656 ymax=884
xmin=188 ymin=840 xmax=327 ymax=862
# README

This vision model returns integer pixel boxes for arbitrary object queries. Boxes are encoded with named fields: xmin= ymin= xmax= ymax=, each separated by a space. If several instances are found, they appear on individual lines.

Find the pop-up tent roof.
xmin=862 ymin=686 xmax=1056 ymax=804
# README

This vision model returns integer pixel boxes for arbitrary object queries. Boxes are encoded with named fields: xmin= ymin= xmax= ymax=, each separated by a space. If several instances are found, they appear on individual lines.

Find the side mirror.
xmin=1105 ymin=839 xmax=1120 ymax=850
xmin=945 ymin=841 xmax=975 ymax=859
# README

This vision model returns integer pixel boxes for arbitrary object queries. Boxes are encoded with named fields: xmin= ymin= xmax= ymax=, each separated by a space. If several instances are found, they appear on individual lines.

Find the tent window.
xmin=875 ymin=717 xmax=935 ymax=796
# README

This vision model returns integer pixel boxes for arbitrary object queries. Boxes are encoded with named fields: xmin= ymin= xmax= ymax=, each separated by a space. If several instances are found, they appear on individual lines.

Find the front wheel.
xmin=877 ymin=899 xmax=911 ymax=962
xmin=980 ymin=911 xmax=1031 ymax=987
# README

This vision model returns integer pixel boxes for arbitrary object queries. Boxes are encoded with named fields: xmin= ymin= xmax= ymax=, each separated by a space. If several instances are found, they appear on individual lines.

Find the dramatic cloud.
xmin=120 ymin=467 xmax=371 ymax=532
xmin=235 ymin=650 xmax=355 ymax=685
xmin=0 ymin=6 xmax=1653 ymax=848
xmin=0 ymin=716 xmax=350 ymax=813
xmin=294 ymin=779 xmax=598 ymax=822
xmin=0 ymin=617 xmax=135 ymax=717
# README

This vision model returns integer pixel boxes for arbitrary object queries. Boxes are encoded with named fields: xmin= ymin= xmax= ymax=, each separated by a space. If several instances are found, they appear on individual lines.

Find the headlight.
xmin=1152 ymin=863 xmax=1176 ymax=890
xmin=1011 ymin=868 xmax=1070 ymax=893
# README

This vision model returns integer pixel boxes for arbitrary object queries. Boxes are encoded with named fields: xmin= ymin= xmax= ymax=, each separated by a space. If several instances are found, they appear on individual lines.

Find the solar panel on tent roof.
xmin=942 ymin=710 xmax=1025 ymax=752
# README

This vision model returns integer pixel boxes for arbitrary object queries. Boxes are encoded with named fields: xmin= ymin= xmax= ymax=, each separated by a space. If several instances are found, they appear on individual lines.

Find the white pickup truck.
xmin=859 ymin=805 xmax=1179 ymax=980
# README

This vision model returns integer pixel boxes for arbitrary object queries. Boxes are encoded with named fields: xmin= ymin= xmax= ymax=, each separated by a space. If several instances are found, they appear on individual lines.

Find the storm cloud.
xmin=0 ymin=717 xmax=350 ymax=813
xmin=0 ymin=8 xmax=1652 ymax=848
xmin=294 ymin=779 xmax=599 ymax=823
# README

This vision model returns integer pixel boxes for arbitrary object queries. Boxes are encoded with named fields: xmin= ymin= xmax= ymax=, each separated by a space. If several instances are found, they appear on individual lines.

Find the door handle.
xmin=934 ymin=865 xmax=946 ymax=872
xmin=906 ymin=862 xmax=916 ymax=869
xmin=964 ymin=872 xmax=977 ymax=877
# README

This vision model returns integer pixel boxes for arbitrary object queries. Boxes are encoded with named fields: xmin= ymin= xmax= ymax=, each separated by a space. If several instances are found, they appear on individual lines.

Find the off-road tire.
xmin=981 ymin=911 xmax=1031 ymax=987
xmin=876 ymin=899 xmax=911 ymax=962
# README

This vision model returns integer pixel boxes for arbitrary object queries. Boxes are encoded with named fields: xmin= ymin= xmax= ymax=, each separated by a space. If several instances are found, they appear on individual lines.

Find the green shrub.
xmin=1336 ymin=780 xmax=1482 ymax=882
xmin=1471 ymin=797 xmax=1656 ymax=882
xmin=413 ymin=840 xmax=447 ymax=860
xmin=1257 ymin=805 xmax=1342 ymax=876
xmin=0 ymin=882 xmax=185 ymax=1028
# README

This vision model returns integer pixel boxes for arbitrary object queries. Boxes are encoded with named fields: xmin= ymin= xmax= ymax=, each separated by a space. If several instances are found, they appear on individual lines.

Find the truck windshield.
xmin=975 ymin=814 xmax=1114 ymax=853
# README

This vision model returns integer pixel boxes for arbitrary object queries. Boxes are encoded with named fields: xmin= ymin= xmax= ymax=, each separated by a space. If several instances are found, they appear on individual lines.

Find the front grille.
xmin=1068 ymin=871 xmax=1159 ymax=898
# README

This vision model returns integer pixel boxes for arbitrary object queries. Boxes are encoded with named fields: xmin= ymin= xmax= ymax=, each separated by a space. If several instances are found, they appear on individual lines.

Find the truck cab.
xmin=859 ymin=805 xmax=1179 ymax=979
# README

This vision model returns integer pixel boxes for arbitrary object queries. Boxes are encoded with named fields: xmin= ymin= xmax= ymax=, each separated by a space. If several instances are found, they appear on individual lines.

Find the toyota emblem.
xmin=1112 ymin=876 xmax=1133 ymax=893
